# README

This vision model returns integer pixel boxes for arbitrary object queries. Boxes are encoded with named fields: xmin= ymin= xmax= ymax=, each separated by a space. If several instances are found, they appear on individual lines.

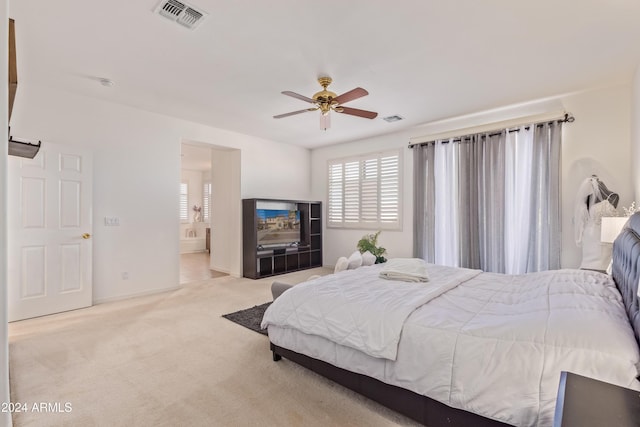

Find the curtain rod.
xmin=408 ymin=112 xmax=575 ymax=148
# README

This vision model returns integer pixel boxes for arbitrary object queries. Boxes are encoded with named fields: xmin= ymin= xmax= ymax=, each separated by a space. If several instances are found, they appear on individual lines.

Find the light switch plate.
xmin=104 ymin=217 xmax=120 ymax=226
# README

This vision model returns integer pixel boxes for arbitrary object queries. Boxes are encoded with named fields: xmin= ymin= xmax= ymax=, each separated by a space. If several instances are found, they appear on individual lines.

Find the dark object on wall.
xmin=9 ymin=134 xmax=41 ymax=159
xmin=9 ymin=19 xmax=17 ymax=120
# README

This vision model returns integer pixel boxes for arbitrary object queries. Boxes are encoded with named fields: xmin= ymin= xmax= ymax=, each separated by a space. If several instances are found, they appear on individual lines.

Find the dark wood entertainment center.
xmin=242 ymin=199 xmax=322 ymax=279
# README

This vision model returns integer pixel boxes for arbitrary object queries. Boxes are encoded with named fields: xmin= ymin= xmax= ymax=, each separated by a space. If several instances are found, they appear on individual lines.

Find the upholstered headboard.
xmin=611 ymin=212 xmax=640 ymax=347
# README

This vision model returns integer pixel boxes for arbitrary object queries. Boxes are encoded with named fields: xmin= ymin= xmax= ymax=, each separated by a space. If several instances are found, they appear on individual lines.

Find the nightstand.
xmin=553 ymin=371 xmax=640 ymax=426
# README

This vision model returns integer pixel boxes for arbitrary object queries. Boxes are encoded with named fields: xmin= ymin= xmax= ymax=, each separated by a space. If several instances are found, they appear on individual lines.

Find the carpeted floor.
xmin=8 ymin=267 xmax=419 ymax=427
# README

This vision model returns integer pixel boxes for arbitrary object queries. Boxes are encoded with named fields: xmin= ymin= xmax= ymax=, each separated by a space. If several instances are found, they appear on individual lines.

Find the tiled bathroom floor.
xmin=180 ymin=252 xmax=228 ymax=284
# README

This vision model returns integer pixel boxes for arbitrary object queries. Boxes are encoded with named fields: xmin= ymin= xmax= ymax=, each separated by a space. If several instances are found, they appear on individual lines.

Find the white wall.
xmin=632 ymin=65 xmax=640 ymax=200
xmin=1 ymin=0 xmax=13 ymax=424
xmin=210 ymin=149 xmax=242 ymax=274
xmin=312 ymin=84 xmax=633 ymax=269
xmin=560 ymin=84 xmax=632 ymax=267
xmin=9 ymin=84 xmax=310 ymax=302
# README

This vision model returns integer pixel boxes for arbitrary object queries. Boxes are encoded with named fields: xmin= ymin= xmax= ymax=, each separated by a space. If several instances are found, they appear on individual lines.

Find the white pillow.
xmin=347 ymin=251 xmax=363 ymax=269
xmin=334 ymin=257 xmax=349 ymax=274
xmin=361 ymin=251 xmax=376 ymax=266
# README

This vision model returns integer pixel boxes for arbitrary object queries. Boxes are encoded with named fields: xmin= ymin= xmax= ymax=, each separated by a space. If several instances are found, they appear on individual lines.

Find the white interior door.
xmin=7 ymin=142 xmax=92 ymax=321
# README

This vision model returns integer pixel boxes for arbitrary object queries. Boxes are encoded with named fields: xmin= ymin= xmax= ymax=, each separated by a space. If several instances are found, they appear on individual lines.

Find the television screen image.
xmin=256 ymin=209 xmax=301 ymax=247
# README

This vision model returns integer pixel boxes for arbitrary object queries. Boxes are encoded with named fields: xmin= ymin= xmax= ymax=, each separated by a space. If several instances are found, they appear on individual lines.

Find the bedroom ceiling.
xmin=8 ymin=0 xmax=640 ymax=149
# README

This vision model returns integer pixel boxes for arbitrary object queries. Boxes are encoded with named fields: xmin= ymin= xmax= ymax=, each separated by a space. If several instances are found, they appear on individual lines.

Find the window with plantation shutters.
xmin=203 ymin=182 xmax=211 ymax=221
xmin=180 ymin=182 xmax=189 ymax=222
xmin=327 ymin=150 xmax=401 ymax=229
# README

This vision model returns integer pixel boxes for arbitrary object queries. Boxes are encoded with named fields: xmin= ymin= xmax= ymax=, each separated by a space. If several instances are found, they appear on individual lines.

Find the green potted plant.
xmin=357 ymin=231 xmax=387 ymax=264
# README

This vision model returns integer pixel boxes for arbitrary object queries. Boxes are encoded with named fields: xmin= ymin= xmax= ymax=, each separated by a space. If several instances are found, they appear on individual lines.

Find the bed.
xmin=261 ymin=214 xmax=640 ymax=427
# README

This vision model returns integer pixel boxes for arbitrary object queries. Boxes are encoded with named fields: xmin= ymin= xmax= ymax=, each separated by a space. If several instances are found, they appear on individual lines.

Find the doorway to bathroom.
xmin=180 ymin=142 xmax=226 ymax=284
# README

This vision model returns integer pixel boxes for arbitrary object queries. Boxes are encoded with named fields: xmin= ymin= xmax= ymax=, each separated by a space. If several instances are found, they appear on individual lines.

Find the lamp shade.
xmin=600 ymin=217 xmax=628 ymax=243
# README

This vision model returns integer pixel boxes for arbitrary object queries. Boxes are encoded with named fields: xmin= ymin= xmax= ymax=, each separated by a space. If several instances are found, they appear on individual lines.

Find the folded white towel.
xmin=379 ymin=258 xmax=429 ymax=282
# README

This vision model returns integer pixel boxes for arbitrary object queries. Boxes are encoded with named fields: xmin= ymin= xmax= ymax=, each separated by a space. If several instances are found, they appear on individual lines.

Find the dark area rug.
xmin=222 ymin=302 xmax=272 ymax=335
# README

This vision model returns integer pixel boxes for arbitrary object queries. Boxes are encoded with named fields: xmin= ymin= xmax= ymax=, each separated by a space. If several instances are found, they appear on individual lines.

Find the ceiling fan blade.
xmin=273 ymin=108 xmax=315 ymax=119
xmin=338 ymin=107 xmax=378 ymax=119
xmin=334 ymin=87 xmax=368 ymax=105
xmin=282 ymin=91 xmax=315 ymax=103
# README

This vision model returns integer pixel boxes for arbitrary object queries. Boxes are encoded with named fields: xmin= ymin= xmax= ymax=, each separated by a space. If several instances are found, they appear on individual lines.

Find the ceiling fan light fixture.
xmin=320 ymin=112 xmax=331 ymax=131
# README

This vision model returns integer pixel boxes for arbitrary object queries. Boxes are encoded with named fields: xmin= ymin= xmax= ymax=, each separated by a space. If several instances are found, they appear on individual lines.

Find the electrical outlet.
xmin=121 ymin=272 xmax=129 ymax=280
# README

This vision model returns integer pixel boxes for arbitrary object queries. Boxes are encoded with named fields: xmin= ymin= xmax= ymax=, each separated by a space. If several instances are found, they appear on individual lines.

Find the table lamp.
xmin=600 ymin=217 xmax=628 ymax=244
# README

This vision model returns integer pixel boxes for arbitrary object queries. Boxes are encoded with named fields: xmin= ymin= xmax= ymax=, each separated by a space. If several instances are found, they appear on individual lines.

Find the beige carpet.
xmin=9 ymin=268 xmax=419 ymax=427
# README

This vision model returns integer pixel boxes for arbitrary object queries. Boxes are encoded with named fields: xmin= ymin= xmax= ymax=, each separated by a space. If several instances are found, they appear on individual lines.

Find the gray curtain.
xmin=413 ymin=143 xmax=434 ymax=260
xmin=413 ymin=121 xmax=562 ymax=273
xmin=527 ymin=122 xmax=562 ymax=271
xmin=475 ymin=132 xmax=507 ymax=272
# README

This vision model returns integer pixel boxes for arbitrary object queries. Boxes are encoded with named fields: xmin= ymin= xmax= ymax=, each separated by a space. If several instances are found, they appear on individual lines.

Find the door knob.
xmin=82 ymin=233 xmax=91 ymax=239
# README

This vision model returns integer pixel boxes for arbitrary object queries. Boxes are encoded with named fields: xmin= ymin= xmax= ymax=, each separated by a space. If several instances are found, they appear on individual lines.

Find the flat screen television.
xmin=256 ymin=209 xmax=300 ymax=248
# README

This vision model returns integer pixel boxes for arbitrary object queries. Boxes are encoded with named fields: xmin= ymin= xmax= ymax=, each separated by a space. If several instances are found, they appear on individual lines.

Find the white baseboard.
xmin=211 ymin=265 xmax=229 ymax=274
xmin=210 ymin=265 xmax=242 ymax=277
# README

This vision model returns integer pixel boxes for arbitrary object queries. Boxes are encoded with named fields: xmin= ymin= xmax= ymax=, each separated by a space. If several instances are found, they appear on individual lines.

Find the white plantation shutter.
xmin=328 ymin=163 xmax=343 ymax=224
xmin=380 ymin=154 xmax=400 ymax=224
xmin=344 ymin=161 xmax=360 ymax=224
xmin=361 ymin=158 xmax=378 ymax=223
xmin=327 ymin=150 xmax=401 ymax=229
xmin=180 ymin=182 xmax=189 ymax=222
xmin=202 ymin=182 xmax=211 ymax=221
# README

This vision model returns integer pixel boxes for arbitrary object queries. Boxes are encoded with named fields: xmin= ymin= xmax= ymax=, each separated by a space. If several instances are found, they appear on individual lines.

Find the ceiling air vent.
xmin=155 ymin=0 xmax=207 ymax=30
xmin=383 ymin=115 xmax=404 ymax=123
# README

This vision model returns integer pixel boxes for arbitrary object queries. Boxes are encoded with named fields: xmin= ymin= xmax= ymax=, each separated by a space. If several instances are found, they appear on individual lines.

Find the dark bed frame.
xmin=269 ymin=214 xmax=640 ymax=427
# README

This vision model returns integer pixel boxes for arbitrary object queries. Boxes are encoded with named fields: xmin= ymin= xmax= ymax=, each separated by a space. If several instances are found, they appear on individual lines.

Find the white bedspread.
xmin=261 ymin=263 xmax=481 ymax=359
xmin=264 ymin=264 xmax=640 ymax=427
